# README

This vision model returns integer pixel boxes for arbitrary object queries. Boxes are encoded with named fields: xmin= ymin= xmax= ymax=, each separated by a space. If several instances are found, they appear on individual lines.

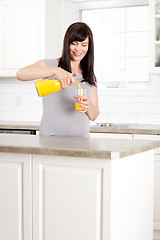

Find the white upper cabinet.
xmin=0 ymin=0 xmax=64 ymax=77
xmin=0 ymin=0 xmax=42 ymax=77
xmin=149 ymin=0 xmax=160 ymax=73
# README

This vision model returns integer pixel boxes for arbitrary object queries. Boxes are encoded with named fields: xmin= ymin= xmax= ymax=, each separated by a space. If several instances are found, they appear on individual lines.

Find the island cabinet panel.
xmin=110 ymin=150 xmax=154 ymax=240
xmin=0 ymin=152 xmax=32 ymax=240
xmin=32 ymin=155 xmax=111 ymax=240
xmin=32 ymin=151 xmax=154 ymax=240
xmin=133 ymin=134 xmax=160 ymax=240
xmin=154 ymin=154 xmax=160 ymax=240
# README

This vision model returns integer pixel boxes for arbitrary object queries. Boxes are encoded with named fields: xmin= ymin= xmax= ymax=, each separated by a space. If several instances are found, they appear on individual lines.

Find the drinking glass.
xmin=75 ymin=88 xmax=86 ymax=111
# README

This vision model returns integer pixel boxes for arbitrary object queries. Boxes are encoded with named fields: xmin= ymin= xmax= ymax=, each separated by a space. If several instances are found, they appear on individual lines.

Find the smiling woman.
xmin=16 ymin=22 xmax=99 ymax=137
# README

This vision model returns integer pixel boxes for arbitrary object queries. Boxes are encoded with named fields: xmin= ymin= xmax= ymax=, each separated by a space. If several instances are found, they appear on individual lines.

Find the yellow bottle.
xmin=35 ymin=78 xmax=82 ymax=97
xmin=35 ymin=79 xmax=62 ymax=97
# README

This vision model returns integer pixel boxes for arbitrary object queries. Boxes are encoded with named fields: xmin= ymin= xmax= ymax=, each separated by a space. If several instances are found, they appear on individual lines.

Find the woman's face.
xmin=69 ymin=36 xmax=89 ymax=62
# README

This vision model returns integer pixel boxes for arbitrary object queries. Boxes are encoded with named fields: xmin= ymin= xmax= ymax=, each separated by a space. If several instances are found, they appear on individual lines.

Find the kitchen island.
xmin=0 ymin=134 xmax=160 ymax=240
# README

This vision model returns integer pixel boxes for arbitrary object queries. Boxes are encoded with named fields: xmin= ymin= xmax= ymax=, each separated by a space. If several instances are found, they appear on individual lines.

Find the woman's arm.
xmin=16 ymin=60 xmax=74 ymax=88
xmin=16 ymin=60 xmax=56 ymax=81
xmin=75 ymin=86 xmax=99 ymax=121
xmin=86 ymin=86 xmax=99 ymax=121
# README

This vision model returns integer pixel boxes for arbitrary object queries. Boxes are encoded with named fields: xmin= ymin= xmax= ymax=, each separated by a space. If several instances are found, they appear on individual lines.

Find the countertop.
xmin=0 ymin=121 xmax=160 ymax=135
xmin=90 ymin=123 xmax=160 ymax=135
xmin=0 ymin=134 xmax=159 ymax=159
xmin=0 ymin=121 xmax=40 ymax=131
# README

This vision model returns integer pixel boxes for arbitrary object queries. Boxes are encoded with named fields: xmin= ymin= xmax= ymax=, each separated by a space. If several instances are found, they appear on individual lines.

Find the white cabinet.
xmin=0 ymin=0 xmax=64 ymax=77
xmin=149 ymin=0 xmax=160 ymax=73
xmin=32 ymin=155 xmax=104 ymax=240
xmin=0 ymin=0 xmax=42 ymax=77
xmin=134 ymin=134 xmax=160 ymax=240
xmin=0 ymin=152 xmax=31 ymax=240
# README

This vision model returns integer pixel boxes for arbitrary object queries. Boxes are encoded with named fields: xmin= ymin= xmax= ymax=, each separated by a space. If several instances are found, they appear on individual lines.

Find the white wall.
xmin=0 ymin=74 xmax=160 ymax=124
xmin=45 ymin=0 xmax=64 ymax=58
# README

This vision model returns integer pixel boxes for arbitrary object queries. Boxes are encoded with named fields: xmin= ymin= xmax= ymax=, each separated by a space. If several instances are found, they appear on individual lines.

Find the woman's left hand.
xmin=74 ymin=95 xmax=90 ymax=113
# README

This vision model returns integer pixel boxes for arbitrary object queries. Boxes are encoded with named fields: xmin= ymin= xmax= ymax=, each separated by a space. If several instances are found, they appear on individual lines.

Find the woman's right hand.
xmin=54 ymin=67 xmax=75 ymax=89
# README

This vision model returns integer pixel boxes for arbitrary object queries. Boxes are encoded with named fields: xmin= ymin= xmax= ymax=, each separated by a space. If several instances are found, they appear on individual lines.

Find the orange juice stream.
xmin=74 ymin=81 xmax=81 ymax=95
xmin=74 ymin=81 xmax=85 ymax=111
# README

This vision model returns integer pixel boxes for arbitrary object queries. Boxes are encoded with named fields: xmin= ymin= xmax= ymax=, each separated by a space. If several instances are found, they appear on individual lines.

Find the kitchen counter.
xmin=0 ymin=120 xmax=39 ymax=131
xmin=0 ymin=134 xmax=159 ymax=159
xmin=0 ymin=121 xmax=160 ymax=135
xmin=90 ymin=123 xmax=160 ymax=135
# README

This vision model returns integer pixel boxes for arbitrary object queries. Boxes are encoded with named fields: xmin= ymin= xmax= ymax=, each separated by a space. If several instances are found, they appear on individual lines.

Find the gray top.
xmin=40 ymin=59 xmax=91 ymax=137
xmin=0 ymin=134 xmax=160 ymax=159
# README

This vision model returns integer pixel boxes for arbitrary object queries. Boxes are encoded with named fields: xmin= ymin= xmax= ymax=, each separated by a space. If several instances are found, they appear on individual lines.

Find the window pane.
xmin=103 ymin=8 xmax=125 ymax=33
xmin=102 ymin=58 xmax=125 ymax=82
xmin=82 ymin=9 xmax=102 ymax=33
xmin=126 ymin=6 xmax=149 ymax=32
xmin=103 ymin=33 xmax=125 ymax=57
xmin=126 ymin=32 xmax=149 ymax=57
xmin=126 ymin=57 xmax=149 ymax=82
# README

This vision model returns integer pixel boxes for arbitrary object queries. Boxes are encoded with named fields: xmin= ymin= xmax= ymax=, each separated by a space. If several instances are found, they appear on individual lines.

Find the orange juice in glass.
xmin=75 ymin=88 xmax=86 ymax=111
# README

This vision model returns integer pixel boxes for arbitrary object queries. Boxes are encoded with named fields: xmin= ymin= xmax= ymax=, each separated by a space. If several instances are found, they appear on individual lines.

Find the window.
xmin=82 ymin=5 xmax=149 ymax=86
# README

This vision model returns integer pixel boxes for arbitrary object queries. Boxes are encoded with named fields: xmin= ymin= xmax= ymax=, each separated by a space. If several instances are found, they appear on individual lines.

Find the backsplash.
xmin=0 ymin=75 xmax=160 ymax=124
xmin=96 ymin=74 xmax=160 ymax=124
xmin=0 ymin=79 xmax=42 ymax=121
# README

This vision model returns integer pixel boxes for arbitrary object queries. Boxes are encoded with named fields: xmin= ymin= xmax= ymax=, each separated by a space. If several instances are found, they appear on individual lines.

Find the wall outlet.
xmin=16 ymin=95 xmax=22 ymax=107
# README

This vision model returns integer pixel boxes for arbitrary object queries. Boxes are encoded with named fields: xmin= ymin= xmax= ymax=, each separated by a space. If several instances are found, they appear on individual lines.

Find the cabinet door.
xmin=90 ymin=132 xmax=133 ymax=139
xmin=154 ymin=154 xmax=160 ymax=234
xmin=33 ymin=155 xmax=109 ymax=240
xmin=133 ymin=134 xmax=160 ymax=140
xmin=0 ymin=152 xmax=32 ymax=240
xmin=149 ymin=0 xmax=160 ymax=73
xmin=0 ymin=0 xmax=42 ymax=77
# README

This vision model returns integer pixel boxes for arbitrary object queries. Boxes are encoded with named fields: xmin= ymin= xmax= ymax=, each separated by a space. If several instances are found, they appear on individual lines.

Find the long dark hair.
xmin=58 ymin=22 xmax=97 ymax=86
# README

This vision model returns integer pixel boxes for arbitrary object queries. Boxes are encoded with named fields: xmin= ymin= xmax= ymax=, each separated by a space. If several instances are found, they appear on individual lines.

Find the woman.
xmin=16 ymin=22 xmax=99 ymax=137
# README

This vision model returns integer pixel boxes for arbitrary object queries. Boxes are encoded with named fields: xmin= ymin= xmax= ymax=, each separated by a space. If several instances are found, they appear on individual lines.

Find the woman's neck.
xmin=70 ymin=61 xmax=82 ymax=76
